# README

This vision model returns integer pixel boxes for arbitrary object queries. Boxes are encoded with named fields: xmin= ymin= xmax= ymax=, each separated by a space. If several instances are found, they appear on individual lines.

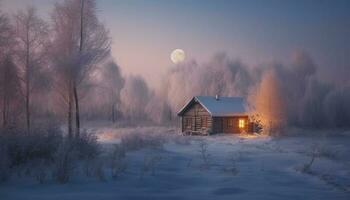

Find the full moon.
xmin=170 ymin=49 xmax=185 ymax=64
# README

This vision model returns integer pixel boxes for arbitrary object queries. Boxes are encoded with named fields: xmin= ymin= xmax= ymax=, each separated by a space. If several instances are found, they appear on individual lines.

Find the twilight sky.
xmin=1 ymin=0 xmax=350 ymax=87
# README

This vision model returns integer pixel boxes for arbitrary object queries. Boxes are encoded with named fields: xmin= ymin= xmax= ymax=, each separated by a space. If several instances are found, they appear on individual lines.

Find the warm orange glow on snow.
xmin=239 ymin=133 xmax=267 ymax=139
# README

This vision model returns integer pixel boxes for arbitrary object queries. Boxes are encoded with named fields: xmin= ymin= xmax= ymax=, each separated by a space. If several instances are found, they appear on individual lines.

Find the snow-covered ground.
xmin=1 ymin=126 xmax=350 ymax=200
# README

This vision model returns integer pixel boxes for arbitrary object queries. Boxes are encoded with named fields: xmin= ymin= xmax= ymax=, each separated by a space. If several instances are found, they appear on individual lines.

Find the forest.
xmin=0 ymin=0 xmax=349 ymax=199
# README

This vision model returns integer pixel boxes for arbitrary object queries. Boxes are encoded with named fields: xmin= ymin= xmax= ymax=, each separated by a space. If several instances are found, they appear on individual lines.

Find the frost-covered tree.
xmin=0 ymin=11 xmax=12 ymax=54
xmin=14 ymin=7 xmax=49 ymax=133
xmin=163 ymin=54 xmax=253 ymax=115
xmin=73 ymin=0 xmax=110 ymax=136
xmin=120 ymin=75 xmax=150 ymax=120
xmin=0 ymin=56 xmax=20 ymax=128
xmin=324 ymin=85 xmax=350 ymax=128
xmin=251 ymin=69 xmax=286 ymax=134
xmin=51 ymin=0 xmax=110 ymax=138
xmin=99 ymin=61 xmax=124 ymax=122
xmin=0 ymin=12 xmax=20 ymax=128
xmin=80 ymin=60 xmax=124 ymax=121
xmin=145 ymin=92 xmax=172 ymax=124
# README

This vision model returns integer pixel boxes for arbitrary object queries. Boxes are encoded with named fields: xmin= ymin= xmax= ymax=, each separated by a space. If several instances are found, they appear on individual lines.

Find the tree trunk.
xmin=25 ymin=81 xmax=30 ymax=133
xmin=73 ymin=84 xmax=80 ymax=138
xmin=111 ymin=103 xmax=115 ymax=122
xmin=2 ymin=95 xmax=6 ymax=128
xmin=25 ymin=25 xmax=31 ymax=134
xmin=73 ymin=0 xmax=85 ymax=138
xmin=80 ymin=0 xmax=84 ymax=53
xmin=2 ymin=71 xmax=6 ymax=128
xmin=68 ymin=86 xmax=73 ymax=139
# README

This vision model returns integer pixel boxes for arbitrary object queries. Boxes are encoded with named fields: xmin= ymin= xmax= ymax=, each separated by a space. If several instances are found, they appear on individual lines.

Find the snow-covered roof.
xmin=177 ymin=96 xmax=249 ymax=117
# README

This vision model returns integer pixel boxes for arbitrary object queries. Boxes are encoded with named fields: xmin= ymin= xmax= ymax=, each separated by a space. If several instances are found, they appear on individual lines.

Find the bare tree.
xmin=51 ymin=0 xmax=110 ymax=138
xmin=0 ymin=56 xmax=20 ymax=128
xmin=99 ymin=61 xmax=124 ymax=122
xmin=120 ymin=75 xmax=150 ymax=120
xmin=14 ymin=7 xmax=49 ymax=133
xmin=0 ymin=11 xmax=12 ymax=52
xmin=50 ymin=2 xmax=77 ymax=138
xmin=73 ymin=0 xmax=110 ymax=137
xmin=0 ymin=11 xmax=20 ymax=128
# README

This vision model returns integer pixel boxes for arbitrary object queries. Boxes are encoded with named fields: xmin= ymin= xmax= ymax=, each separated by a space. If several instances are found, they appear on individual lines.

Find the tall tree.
xmin=0 ymin=56 xmax=20 ymax=128
xmin=252 ymin=69 xmax=286 ymax=134
xmin=120 ymin=75 xmax=150 ymax=120
xmin=0 ymin=11 xmax=19 ymax=128
xmin=100 ymin=61 xmax=124 ymax=122
xmin=74 ymin=0 xmax=110 ymax=137
xmin=0 ymin=11 xmax=12 ymax=53
xmin=51 ymin=1 xmax=77 ymax=138
xmin=51 ymin=0 xmax=110 ymax=138
xmin=14 ymin=7 xmax=49 ymax=133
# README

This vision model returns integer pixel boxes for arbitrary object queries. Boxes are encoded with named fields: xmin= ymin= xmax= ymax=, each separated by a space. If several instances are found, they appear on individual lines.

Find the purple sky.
xmin=2 ymin=0 xmax=349 ymax=87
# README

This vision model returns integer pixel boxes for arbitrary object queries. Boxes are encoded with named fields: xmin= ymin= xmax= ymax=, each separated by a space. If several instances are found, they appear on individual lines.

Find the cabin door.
xmin=213 ymin=117 xmax=223 ymax=133
xmin=218 ymin=118 xmax=223 ymax=133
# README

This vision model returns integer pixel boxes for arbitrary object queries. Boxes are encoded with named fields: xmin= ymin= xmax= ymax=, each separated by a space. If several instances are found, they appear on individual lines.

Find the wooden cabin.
xmin=177 ymin=95 xmax=249 ymax=135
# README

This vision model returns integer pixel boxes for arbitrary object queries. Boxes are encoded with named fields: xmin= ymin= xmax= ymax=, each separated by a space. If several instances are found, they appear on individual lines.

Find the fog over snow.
xmin=0 ymin=1 xmax=349 ymax=200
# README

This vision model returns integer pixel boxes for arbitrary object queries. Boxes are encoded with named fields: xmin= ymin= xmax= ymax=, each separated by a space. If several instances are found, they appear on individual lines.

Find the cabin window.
xmin=228 ymin=119 xmax=233 ymax=127
xmin=238 ymin=119 xmax=245 ymax=128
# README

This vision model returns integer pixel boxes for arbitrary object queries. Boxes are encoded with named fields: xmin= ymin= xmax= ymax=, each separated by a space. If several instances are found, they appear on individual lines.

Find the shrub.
xmin=92 ymin=158 xmax=106 ymax=181
xmin=249 ymin=114 xmax=263 ymax=134
xmin=53 ymin=132 xmax=101 ymax=184
xmin=0 ymin=125 xmax=62 ymax=181
xmin=0 ymin=145 xmax=10 ymax=182
xmin=0 ymin=125 xmax=102 ymax=184
xmin=121 ymin=131 xmax=164 ymax=151
xmin=52 ymin=140 xmax=76 ymax=184
xmin=109 ymin=144 xmax=127 ymax=179
xmin=73 ymin=131 xmax=101 ymax=160
xmin=198 ymin=141 xmax=210 ymax=169
xmin=31 ymin=159 xmax=50 ymax=184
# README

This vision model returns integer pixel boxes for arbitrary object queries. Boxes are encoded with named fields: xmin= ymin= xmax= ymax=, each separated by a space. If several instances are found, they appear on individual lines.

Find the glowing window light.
xmin=239 ymin=119 xmax=245 ymax=128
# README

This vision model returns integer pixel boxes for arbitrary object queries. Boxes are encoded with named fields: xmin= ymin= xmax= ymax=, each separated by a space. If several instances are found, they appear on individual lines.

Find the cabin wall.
xmin=212 ymin=117 xmax=222 ymax=133
xmin=212 ymin=116 xmax=249 ymax=134
xmin=179 ymin=102 xmax=249 ymax=134
xmin=181 ymin=102 xmax=212 ymax=133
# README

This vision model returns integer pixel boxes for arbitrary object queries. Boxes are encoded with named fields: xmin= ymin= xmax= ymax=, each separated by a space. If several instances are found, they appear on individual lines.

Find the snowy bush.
xmin=31 ymin=159 xmax=50 ymax=184
xmin=198 ymin=141 xmax=211 ymax=169
xmin=52 ymin=140 xmax=76 ymax=184
xmin=0 ymin=145 xmax=10 ymax=182
xmin=0 ymin=125 xmax=103 ymax=184
xmin=73 ymin=131 xmax=101 ymax=160
xmin=249 ymin=114 xmax=263 ymax=134
xmin=109 ymin=144 xmax=127 ymax=179
xmin=121 ymin=131 xmax=164 ymax=151
xmin=92 ymin=158 xmax=106 ymax=182
xmin=0 ymin=125 xmax=62 ymax=181
xmin=53 ymin=132 xmax=101 ymax=183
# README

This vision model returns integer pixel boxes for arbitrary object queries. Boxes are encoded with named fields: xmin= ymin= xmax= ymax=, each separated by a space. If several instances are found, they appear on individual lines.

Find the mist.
xmin=154 ymin=51 xmax=350 ymax=129
xmin=1 ymin=1 xmax=350 ymax=198
xmin=0 ymin=0 xmax=349 ymax=132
